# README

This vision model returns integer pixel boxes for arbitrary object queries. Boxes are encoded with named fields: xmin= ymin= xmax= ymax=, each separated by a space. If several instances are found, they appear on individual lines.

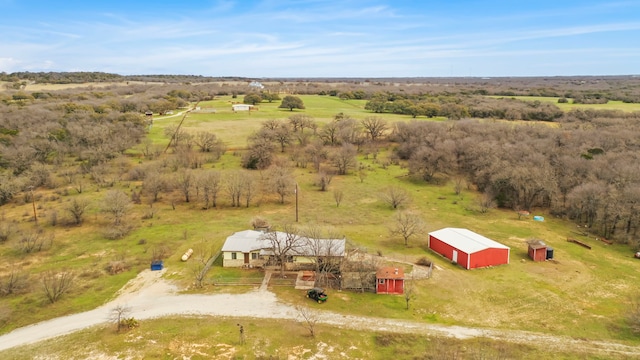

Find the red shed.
xmin=428 ymin=228 xmax=510 ymax=270
xmin=376 ymin=267 xmax=404 ymax=295
xmin=527 ymin=239 xmax=547 ymax=262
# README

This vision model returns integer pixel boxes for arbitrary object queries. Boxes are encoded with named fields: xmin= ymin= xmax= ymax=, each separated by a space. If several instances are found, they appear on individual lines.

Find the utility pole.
xmin=29 ymin=186 xmax=37 ymax=225
xmin=295 ymin=183 xmax=299 ymax=222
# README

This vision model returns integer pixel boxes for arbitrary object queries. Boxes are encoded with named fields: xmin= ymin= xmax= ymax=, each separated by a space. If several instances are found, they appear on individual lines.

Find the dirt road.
xmin=0 ymin=269 xmax=639 ymax=357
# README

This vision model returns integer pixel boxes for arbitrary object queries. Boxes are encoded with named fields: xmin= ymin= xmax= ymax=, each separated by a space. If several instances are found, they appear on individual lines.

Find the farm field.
xmin=2 ymin=86 xmax=640 ymax=358
xmin=489 ymin=95 xmax=640 ymax=112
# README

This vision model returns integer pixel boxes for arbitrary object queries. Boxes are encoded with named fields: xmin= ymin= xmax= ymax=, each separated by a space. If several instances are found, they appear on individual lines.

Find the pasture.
xmin=1 ymin=92 xmax=640 ymax=358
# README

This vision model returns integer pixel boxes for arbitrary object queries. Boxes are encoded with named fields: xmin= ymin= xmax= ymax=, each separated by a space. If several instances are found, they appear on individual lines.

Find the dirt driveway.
xmin=0 ymin=269 xmax=639 ymax=357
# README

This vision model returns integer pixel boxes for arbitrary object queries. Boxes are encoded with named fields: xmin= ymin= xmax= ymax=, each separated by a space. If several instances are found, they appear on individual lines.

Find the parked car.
xmin=306 ymin=287 xmax=328 ymax=303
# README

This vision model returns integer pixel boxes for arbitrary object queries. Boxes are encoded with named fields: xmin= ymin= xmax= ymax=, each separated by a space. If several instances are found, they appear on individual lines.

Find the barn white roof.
xmin=429 ymin=228 xmax=509 ymax=254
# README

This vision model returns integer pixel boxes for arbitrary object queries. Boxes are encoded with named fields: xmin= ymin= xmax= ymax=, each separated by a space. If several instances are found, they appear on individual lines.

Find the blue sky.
xmin=1 ymin=0 xmax=639 ymax=77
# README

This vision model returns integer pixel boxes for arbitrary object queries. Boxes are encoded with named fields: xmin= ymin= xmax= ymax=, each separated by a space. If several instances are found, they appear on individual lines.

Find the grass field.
xmin=489 ymin=95 xmax=640 ymax=112
xmin=3 ymin=316 xmax=629 ymax=360
xmin=2 ymin=93 xmax=640 ymax=357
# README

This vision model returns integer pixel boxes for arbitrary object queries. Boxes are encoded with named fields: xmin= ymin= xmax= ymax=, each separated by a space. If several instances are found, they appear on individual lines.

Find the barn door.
xmin=452 ymin=250 xmax=458 ymax=263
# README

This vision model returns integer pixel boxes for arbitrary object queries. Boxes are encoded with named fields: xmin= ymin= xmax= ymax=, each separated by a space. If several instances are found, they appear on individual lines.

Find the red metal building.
xmin=428 ymin=228 xmax=510 ymax=270
xmin=376 ymin=267 xmax=405 ymax=294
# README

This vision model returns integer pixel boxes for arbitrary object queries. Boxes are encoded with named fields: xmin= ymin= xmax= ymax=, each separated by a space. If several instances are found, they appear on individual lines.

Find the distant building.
xmin=249 ymin=81 xmax=264 ymax=89
xmin=232 ymin=104 xmax=254 ymax=112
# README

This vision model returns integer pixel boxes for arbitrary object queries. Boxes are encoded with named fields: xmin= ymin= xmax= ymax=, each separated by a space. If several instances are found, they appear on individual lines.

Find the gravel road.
xmin=0 ymin=269 xmax=639 ymax=357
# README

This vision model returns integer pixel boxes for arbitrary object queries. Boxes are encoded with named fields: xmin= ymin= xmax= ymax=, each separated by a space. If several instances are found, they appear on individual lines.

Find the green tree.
xmin=279 ymin=96 xmax=305 ymax=111
xmin=243 ymin=93 xmax=262 ymax=105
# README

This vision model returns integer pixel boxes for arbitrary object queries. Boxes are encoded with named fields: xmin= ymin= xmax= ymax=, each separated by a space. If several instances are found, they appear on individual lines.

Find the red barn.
xmin=376 ymin=267 xmax=404 ymax=295
xmin=428 ymin=228 xmax=510 ymax=270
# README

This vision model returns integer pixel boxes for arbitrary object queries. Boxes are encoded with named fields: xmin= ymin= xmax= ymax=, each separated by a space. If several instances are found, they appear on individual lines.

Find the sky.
xmin=0 ymin=0 xmax=639 ymax=77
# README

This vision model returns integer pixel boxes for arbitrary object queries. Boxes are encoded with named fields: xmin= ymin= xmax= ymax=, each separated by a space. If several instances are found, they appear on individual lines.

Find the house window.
xmin=231 ymin=253 xmax=237 ymax=260
xmin=379 ymin=279 xmax=385 ymax=284
xmin=251 ymin=253 xmax=258 ymax=260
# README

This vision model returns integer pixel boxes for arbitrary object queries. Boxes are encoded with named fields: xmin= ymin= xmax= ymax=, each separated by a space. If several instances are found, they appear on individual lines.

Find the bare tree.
xmin=267 ymin=163 xmax=295 ymax=204
xmin=264 ymin=224 xmax=303 ymax=277
xmin=175 ymin=169 xmax=194 ymax=203
xmin=389 ymin=211 xmax=425 ymax=246
xmin=333 ymin=189 xmax=344 ymax=207
xmin=273 ymin=122 xmax=293 ymax=152
xmin=193 ymin=131 xmax=226 ymax=157
xmin=18 ymin=228 xmax=53 ymax=253
xmin=0 ymin=220 xmax=16 ymax=243
xmin=198 ymin=170 xmax=223 ymax=209
xmin=225 ymin=171 xmax=244 ymax=207
xmin=191 ymin=240 xmax=216 ymax=288
xmin=404 ymin=273 xmax=415 ymax=310
xmin=380 ymin=186 xmax=411 ymax=209
xmin=316 ymin=171 xmax=333 ymax=192
xmin=361 ymin=116 xmax=388 ymax=141
xmin=301 ymin=225 xmax=344 ymax=287
xmin=304 ymin=140 xmax=328 ymax=172
xmin=0 ymin=266 xmax=29 ymax=296
xmin=330 ymin=143 xmax=358 ymax=175
xmin=478 ymin=191 xmax=496 ymax=213
xmin=41 ymin=270 xmax=74 ymax=304
xmin=295 ymin=305 xmax=320 ymax=337
xmin=109 ymin=305 xmax=132 ymax=332
xmin=102 ymin=190 xmax=131 ymax=226
xmin=143 ymin=171 xmax=167 ymax=203
xmin=241 ymin=171 xmax=257 ymax=208
xmin=65 ymin=197 xmax=90 ymax=225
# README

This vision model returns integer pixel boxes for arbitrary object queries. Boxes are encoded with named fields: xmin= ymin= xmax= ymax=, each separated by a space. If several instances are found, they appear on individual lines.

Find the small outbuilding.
xmin=376 ymin=267 xmax=404 ymax=295
xmin=232 ymin=104 xmax=254 ymax=112
xmin=527 ymin=239 xmax=548 ymax=262
xmin=428 ymin=228 xmax=510 ymax=269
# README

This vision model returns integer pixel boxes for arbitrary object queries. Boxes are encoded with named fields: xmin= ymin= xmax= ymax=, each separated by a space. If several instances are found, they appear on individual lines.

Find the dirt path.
xmin=0 ymin=269 xmax=639 ymax=357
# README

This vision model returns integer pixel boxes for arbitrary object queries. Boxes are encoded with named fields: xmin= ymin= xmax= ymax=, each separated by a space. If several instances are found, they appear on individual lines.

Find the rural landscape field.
xmin=0 ymin=73 xmax=639 ymax=358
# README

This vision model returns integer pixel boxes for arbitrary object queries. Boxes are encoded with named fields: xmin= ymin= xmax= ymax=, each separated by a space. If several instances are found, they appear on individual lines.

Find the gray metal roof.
xmin=221 ymin=230 xmax=346 ymax=257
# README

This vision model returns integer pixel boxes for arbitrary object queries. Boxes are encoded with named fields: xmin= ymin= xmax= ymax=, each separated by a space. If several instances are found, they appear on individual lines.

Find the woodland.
xmin=2 ymin=73 xmax=640 ymax=358
xmin=2 ymin=74 xmax=640 ymax=242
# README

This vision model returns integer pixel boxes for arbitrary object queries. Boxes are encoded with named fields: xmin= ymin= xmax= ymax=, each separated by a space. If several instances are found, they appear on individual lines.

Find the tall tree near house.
xmin=279 ymin=95 xmax=305 ymax=111
xmin=389 ymin=211 xmax=425 ymax=246
xmin=264 ymin=224 xmax=303 ymax=277
xmin=361 ymin=116 xmax=388 ymax=141
xmin=301 ymin=225 xmax=344 ymax=287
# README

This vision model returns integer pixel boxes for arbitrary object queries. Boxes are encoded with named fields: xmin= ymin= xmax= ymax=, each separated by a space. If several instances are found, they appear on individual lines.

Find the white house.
xmin=232 ymin=104 xmax=254 ymax=112
xmin=220 ymin=230 xmax=346 ymax=268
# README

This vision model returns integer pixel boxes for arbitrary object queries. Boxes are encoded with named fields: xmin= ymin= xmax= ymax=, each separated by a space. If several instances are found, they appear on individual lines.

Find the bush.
xmin=415 ymin=257 xmax=432 ymax=267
